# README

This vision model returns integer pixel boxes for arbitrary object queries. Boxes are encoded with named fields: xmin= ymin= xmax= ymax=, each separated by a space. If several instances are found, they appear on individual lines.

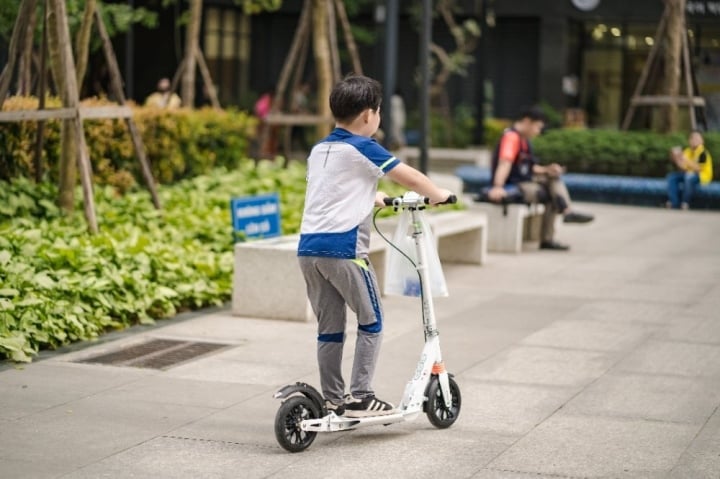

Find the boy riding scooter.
xmin=274 ymin=75 xmax=460 ymax=452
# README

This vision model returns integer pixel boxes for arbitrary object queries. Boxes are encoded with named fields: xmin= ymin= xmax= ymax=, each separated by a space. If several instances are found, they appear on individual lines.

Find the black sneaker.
xmin=325 ymin=400 xmax=345 ymax=416
xmin=344 ymin=394 xmax=395 ymax=417
xmin=563 ymin=211 xmax=594 ymax=224
xmin=539 ymin=240 xmax=570 ymax=251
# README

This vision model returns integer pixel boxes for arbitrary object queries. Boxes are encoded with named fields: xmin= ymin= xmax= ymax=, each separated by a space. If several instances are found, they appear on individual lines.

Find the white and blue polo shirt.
xmin=298 ymin=128 xmax=400 ymax=259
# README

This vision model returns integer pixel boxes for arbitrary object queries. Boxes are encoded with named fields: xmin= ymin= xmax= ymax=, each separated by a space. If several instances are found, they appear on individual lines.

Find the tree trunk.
xmin=75 ymin=0 xmax=96 ymax=91
xmin=658 ymin=0 xmax=685 ymax=133
xmin=46 ymin=0 xmax=76 ymax=212
xmin=313 ymin=0 xmax=332 ymax=138
xmin=181 ymin=0 xmax=202 ymax=108
xmin=0 ymin=0 xmax=36 ymax=104
xmin=17 ymin=0 xmax=37 ymax=95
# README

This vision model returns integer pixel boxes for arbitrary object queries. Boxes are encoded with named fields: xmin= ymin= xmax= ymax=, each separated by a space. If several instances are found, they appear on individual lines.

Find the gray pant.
xmin=517 ymin=174 xmax=572 ymax=243
xmin=298 ymin=256 xmax=384 ymax=404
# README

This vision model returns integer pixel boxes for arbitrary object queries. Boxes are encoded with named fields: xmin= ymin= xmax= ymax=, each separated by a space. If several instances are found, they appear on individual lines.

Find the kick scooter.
xmin=273 ymin=191 xmax=461 ymax=453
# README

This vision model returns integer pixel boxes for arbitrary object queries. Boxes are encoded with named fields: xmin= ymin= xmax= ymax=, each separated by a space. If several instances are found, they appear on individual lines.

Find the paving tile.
xmin=565 ymin=371 xmax=720 ymax=424
xmin=669 ymin=407 xmax=720 ymax=479
xmin=457 ymin=378 xmax=578 ymax=436
xmin=616 ymin=340 xmax=720 ymax=377
xmin=488 ymin=414 xmax=699 ymax=478
xmin=563 ymin=300 xmax=679 ymax=325
xmin=521 ymin=318 xmax=655 ymax=352
xmin=463 ymin=345 xmax=616 ymax=388
xmin=0 ymin=361 xmax=153 ymax=420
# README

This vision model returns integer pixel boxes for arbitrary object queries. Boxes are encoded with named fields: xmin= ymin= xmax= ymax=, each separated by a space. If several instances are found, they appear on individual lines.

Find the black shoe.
xmin=343 ymin=394 xmax=395 ymax=418
xmin=563 ymin=211 xmax=594 ymax=224
xmin=540 ymin=241 xmax=570 ymax=251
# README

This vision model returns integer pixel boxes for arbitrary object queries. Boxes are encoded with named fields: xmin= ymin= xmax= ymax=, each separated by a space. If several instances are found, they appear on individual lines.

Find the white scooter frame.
xmin=273 ymin=192 xmax=461 ymax=452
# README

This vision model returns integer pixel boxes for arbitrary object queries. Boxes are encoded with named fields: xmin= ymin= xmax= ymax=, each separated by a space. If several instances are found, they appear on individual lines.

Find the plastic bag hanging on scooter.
xmin=384 ymin=209 xmax=448 ymax=297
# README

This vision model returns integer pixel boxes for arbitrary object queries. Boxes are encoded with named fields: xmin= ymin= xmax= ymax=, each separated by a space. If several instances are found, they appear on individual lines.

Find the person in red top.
xmin=487 ymin=108 xmax=594 ymax=250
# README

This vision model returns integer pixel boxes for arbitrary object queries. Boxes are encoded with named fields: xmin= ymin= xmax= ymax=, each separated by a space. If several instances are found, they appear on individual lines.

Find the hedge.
xmin=533 ymin=129 xmax=720 ymax=177
xmin=0 ymin=96 xmax=257 ymax=189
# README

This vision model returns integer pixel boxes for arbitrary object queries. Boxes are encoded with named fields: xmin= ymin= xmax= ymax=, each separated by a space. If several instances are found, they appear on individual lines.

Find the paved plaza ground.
xmin=1 ymin=202 xmax=719 ymax=478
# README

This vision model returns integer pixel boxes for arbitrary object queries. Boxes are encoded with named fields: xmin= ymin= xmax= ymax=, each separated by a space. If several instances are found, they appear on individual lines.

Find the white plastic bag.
xmin=384 ymin=209 xmax=448 ymax=297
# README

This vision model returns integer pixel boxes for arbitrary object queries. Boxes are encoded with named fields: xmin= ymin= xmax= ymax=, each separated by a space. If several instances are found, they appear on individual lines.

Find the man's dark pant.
xmin=516 ymin=174 xmax=572 ymax=243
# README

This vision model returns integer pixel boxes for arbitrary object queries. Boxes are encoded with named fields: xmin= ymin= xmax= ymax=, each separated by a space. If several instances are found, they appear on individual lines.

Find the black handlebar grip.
xmin=434 ymin=194 xmax=457 ymax=205
xmin=383 ymin=197 xmax=395 ymax=206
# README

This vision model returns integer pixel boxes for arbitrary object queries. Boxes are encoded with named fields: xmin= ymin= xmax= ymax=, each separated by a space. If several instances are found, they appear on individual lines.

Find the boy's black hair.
xmin=329 ymin=74 xmax=383 ymax=123
xmin=515 ymin=106 xmax=546 ymax=123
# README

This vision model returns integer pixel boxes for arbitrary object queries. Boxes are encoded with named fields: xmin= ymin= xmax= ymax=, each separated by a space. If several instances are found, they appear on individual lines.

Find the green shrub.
xmin=533 ymin=129 xmax=720 ymax=178
xmin=0 ymin=96 xmax=257 ymax=188
xmin=0 ymin=160 xmax=301 ymax=362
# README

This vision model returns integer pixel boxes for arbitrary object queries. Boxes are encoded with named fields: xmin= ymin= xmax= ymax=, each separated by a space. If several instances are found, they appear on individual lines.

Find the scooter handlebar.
xmin=383 ymin=194 xmax=457 ymax=207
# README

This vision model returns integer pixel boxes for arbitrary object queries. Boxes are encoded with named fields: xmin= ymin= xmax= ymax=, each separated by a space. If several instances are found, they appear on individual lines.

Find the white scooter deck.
xmin=301 ymin=409 xmax=422 ymax=432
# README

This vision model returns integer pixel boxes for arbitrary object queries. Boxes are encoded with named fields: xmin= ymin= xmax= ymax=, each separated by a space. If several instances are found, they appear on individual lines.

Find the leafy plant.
xmin=532 ymin=129 xmax=720 ymax=177
xmin=0 ymin=161 xmax=297 ymax=362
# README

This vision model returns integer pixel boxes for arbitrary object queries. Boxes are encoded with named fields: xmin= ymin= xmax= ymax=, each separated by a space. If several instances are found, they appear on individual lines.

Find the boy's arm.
xmin=385 ymin=163 xmax=452 ymax=204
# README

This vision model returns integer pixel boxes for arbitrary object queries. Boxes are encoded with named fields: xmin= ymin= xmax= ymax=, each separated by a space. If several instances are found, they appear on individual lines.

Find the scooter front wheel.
xmin=274 ymin=396 xmax=319 ymax=452
xmin=425 ymin=375 xmax=461 ymax=429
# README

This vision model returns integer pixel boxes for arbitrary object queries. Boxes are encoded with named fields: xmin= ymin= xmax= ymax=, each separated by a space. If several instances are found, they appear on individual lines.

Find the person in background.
xmin=254 ymin=86 xmax=277 ymax=157
xmin=290 ymin=82 xmax=312 ymax=152
xmin=487 ymin=107 xmax=594 ymax=251
xmin=144 ymin=78 xmax=181 ymax=109
xmin=666 ymin=131 xmax=713 ymax=210
xmin=389 ymin=88 xmax=406 ymax=150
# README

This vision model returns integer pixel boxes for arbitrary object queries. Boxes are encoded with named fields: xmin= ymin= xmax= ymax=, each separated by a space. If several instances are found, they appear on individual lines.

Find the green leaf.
xmin=0 ymin=250 xmax=10 ymax=266
xmin=33 ymin=273 xmax=56 ymax=289
xmin=0 ymin=288 xmax=19 ymax=297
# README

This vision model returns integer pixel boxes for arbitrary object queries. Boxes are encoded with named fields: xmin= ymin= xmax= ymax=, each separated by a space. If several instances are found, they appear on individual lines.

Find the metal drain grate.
xmin=77 ymin=338 xmax=230 ymax=370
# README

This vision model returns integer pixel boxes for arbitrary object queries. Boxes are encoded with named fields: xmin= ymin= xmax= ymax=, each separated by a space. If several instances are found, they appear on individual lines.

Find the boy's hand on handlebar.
xmin=375 ymin=191 xmax=390 ymax=207
xmin=430 ymin=188 xmax=454 ymax=205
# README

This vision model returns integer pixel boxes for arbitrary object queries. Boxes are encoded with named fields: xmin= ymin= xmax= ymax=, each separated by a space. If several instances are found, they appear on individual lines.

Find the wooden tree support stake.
xmin=622 ymin=4 xmax=706 ymax=131
xmin=94 ymin=6 xmax=161 ymax=209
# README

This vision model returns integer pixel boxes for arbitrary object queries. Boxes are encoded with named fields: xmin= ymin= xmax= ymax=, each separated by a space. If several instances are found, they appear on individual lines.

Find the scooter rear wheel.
xmin=425 ymin=375 xmax=461 ymax=429
xmin=274 ymin=396 xmax=319 ymax=452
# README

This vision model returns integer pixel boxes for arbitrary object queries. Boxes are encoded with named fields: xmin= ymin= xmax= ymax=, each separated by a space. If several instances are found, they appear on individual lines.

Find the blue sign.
xmin=230 ymin=193 xmax=281 ymax=241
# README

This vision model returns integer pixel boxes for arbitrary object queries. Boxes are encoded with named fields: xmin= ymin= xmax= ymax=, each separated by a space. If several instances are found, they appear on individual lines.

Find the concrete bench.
xmin=464 ymin=199 xmax=543 ymax=254
xmin=232 ymin=234 xmax=387 ymax=322
xmin=232 ymin=210 xmax=487 ymax=322
xmin=451 ymin=166 xmax=544 ymax=253
xmin=561 ymin=173 xmax=720 ymax=209
xmin=374 ymin=209 xmax=488 ymax=266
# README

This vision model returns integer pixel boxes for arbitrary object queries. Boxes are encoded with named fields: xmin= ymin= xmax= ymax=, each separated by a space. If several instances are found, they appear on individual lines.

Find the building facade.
xmin=5 ymin=1 xmax=715 ymax=131
xmin=153 ymin=0 xmax=720 ymax=130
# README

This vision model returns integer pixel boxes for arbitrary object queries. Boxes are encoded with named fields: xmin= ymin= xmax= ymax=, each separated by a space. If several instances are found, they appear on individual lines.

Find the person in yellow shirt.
xmin=144 ymin=78 xmax=181 ymax=109
xmin=666 ymin=131 xmax=713 ymax=210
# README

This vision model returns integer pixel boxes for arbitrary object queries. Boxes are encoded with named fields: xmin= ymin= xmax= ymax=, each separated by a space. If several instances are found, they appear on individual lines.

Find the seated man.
xmin=486 ymin=108 xmax=593 ymax=251
xmin=666 ymin=131 xmax=713 ymax=210
xmin=144 ymin=78 xmax=181 ymax=109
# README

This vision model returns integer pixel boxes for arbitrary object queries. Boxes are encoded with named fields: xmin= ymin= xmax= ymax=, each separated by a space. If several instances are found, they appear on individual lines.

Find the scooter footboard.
xmin=302 ymin=412 xmax=406 ymax=432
